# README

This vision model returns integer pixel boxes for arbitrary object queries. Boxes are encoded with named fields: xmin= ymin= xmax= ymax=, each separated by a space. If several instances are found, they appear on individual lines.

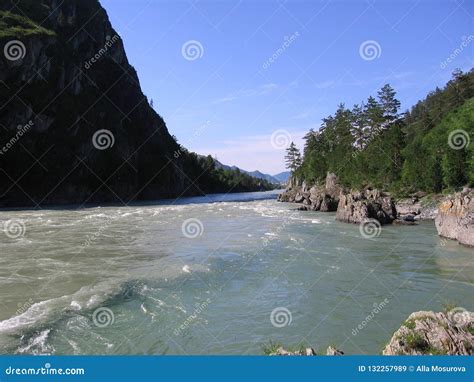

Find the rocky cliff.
xmin=336 ymin=189 xmax=397 ymax=225
xmin=278 ymin=172 xmax=341 ymax=212
xmin=0 ymin=0 xmax=198 ymax=207
xmin=435 ymin=188 xmax=473 ymax=247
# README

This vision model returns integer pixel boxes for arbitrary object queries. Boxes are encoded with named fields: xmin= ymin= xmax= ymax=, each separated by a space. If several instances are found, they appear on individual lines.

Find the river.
xmin=0 ymin=190 xmax=473 ymax=355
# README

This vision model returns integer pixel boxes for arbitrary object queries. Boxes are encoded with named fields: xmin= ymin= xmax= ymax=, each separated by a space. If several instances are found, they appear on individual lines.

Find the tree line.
xmin=286 ymin=69 xmax=473 ymax=195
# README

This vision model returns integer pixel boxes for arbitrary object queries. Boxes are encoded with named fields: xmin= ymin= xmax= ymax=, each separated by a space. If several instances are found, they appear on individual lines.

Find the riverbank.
xmin=278 ymin=174 xmax=473 ymax=246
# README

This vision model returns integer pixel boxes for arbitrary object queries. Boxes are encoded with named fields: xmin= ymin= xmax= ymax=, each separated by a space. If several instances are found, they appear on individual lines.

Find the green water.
xmin=0 ymin=191 xmax=473 ymax=355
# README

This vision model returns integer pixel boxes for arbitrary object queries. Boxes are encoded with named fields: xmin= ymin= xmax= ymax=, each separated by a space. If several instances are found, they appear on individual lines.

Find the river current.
xmin=0 ymin=190 xmax=472 ymax=355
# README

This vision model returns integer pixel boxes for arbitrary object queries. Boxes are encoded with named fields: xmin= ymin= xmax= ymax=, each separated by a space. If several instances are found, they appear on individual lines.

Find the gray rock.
xmin=326 ymin=346 xmax=344 ymax=355
xmin=435 ymin=189 xmax=473 ymax=246
xmin=336 ymin=188 xmax=396 ymax=225
xmin=383 ymin=310 xmax=474 ymax=355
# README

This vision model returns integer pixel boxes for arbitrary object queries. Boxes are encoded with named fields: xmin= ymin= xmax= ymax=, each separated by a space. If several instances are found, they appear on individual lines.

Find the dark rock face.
xmin=435 ymin=188 xmax=473 ymax=246
xmin=278 ymin=172 xmax=341 ymax=212
xmin=336 ymin=189 xmax=396 ymax=225
xmin=0 ymin=0 xmax=196 ymax=207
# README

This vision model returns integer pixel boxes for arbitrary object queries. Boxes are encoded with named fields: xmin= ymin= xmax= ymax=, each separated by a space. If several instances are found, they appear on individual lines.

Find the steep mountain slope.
xmin=0 ymin=0 xmax=193 ymax=207
xmin=0 ymin=0 xmax=270 ymax=207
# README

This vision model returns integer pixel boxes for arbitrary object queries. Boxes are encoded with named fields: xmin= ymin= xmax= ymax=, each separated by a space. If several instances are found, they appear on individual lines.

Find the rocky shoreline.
xmin=278 ymin=173 xmax=473 ymax=247
xmin=268 ymin=309 xmax=474 ymax=356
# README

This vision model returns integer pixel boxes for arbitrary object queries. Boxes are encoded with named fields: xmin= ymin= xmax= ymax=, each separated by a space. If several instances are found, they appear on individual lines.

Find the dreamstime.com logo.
xmin=84 ymin=34 xmax=120 ymax=69
xmin=181 ymin=40 xmax=204 ymax=61
xmin=270 ymin=307 xmax=292 ymax=328
xmin=92 ymin=129 xmax=115 ymax=150
xmin=3 ymin=219 xmax=26 ymax=239
xmin=270 ymin=129 xmax=292 ymax=150
xmin=174 ymin=298 xmax=212 ymax=336
xmin=0 ymin=120 xmax=34 ymax=155
xmin=3 ymin=40 xmax=26 ymax=61
xmin=92 ymin=307 xmax=115 ymax=328
xmin=359 ymin=219 xmax=382 ymax=239
xmin=447 ymin=307 xmax=471 ymax=327
xmin=262 ymin=31 xmax=300 ymax=69
xmin=448 ymin=129 xmax=470 ymax=150
xmin=359 ymin=40 xmax=382 ymax=61
xmin=352 ymin=298 xmax=390 ymax=336
xmin=5 ymin=363 xmax=85 ymax=376
xmin=181 ymin=218 xmax=204 ymax=239
xmin=440 ymin=35 xmax=474 ymax=69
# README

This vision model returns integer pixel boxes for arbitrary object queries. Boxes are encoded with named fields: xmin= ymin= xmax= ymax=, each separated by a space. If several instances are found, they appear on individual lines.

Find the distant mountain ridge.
xmin=212 ymin=159 xmax=289 ymax=184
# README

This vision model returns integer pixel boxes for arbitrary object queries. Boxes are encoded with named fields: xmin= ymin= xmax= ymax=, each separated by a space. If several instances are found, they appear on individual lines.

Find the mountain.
xmin=246 ymin=171 xmax=280 ymax=184
xmin=272 ymin=171 xmax=291 ymax=184
xmin=0 ymin=0 xmax=271 ymax=207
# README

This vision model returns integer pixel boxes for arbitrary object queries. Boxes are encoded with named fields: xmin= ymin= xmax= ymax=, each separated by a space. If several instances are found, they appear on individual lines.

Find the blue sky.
xmin=101 ymin=0 xmax=473 ymax=174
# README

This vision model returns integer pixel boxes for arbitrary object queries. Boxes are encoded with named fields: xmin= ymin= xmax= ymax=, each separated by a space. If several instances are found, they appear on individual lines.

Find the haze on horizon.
xmin=102 ymin=0 xmax=473 ymax=174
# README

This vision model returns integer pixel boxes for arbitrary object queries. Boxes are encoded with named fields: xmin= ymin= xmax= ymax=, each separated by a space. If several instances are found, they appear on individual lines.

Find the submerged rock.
xmin=268 ymin=346 xmax=343 ymax=356
xmin=336 ymin=188 xmax=396 ymax=225
xmin=383 ymin=310 xmax=474 ymax=355
xmin=270 ymin=346 xmax=316 ymax=356
xmin=326 ymin=346 xmax=344 ymax=355
xmin=435 ymin=188 xmax=473 ymax=247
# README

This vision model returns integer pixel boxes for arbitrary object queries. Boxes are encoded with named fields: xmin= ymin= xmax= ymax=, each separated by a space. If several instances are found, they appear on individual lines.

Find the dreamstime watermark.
xmin=92 ymin=307 xmax=115 ymax=328
xmin=80 ymin=216 xmax=118 ymax=250
xmin=92 ymin=129 xmax=115 ymax=150
xmin=181 ymin=40 xmax=204 ymax=61
xmin=352 ymin=298 xmax=390 ymax=336
xmin=440 ymin=35 xmax=474 ymax=69
xmin=447 ymin=307 xmax=471 ymax=327
xmin=84 ymin=34 xmax=120 ymax=69
xmin=359 ymin=218 xmax=382 ymax=239
xmin=359 ymin=40 xmax=382 ymax=61
xmin=270 ymin=307 xmax=292 ymax=328
xmin=181 ymin=218 xmax=204 ymax=239
xmin=3 ymin=40 xmax=26 ymax=61
xmin=448 ymin=129 xmax=470 ymax=150
xmin=174 ymin=121 xmax=210 ymax=159
xmin=15 ymin=298 xmax=34 ymax=316
xmin=0 ymin=120 xmax=34 ymax=155
xmin=262 ymin=31 xmax=300 ymax=69
xmin=174 ymin=298 xmax=212 ymax=336
xmin=5 ymin=363 xmax=85 ymax=376
xmin=270 ymin=129 xmax=292 ymax=150
xmin=3 ymin=219 xmax=26 ymax=239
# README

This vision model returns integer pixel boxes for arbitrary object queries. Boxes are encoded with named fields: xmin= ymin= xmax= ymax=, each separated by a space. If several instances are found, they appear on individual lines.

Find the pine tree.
xmin=285 ymin=142 xmax=302 ymax=172
xmin=378 ymin=84 xmax=401 ymax=124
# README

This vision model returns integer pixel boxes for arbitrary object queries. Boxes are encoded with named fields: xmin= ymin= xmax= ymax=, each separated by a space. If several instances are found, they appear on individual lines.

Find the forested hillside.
xmin=294 ymin=69 xmax=473 ymax=194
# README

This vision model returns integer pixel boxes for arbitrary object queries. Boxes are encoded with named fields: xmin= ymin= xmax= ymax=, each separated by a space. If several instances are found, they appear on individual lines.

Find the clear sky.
xmin=101 ymin=0 xmax=473 ymax=175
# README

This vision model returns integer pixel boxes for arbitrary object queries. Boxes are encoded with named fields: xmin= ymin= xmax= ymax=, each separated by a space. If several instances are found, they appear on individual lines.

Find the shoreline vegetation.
xmin=278 ymin=69 xmax=473 ymax=246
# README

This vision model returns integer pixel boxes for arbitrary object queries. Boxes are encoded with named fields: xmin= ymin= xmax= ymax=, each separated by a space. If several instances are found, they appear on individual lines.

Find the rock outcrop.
xmin=395 ymin=193 xmax=442 ymax=221
xmin=268 ymin=346 xmax=343 ymax=356
xmin=383 ymin=310 xmax=474 ymax=355
xmin=336 ymin=188 xmax=396 ymax=225
xmin=278 ymin=172 xmax=341 ymax=212
xmin=435 ymin=188 xmax=473 ymax=246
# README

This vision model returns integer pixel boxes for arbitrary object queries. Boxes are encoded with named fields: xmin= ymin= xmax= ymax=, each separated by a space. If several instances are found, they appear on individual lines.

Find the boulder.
xmin=270 ymin=346 xmax=316 ymax=356
xmin=435 ymin=188 xmax=473 ymax=246
xmin=326 ymin=346 xmax=344 ymax=355
xmin=383 ymin=310 xmax=474 ymax=355
xmin=336 ymin=188 xmax=396 ymax=225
